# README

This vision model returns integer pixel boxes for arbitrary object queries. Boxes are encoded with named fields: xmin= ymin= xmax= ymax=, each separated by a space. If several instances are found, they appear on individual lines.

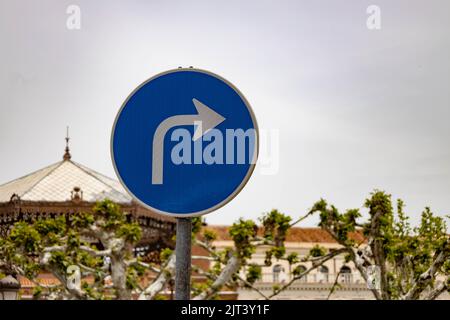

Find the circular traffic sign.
xmin=111 ymin=68 xmax=258 ymax=217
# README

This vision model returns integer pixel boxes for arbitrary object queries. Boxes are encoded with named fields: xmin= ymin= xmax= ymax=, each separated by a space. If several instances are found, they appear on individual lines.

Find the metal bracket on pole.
xmin=175 ymin=218 xmax=192 ymax=300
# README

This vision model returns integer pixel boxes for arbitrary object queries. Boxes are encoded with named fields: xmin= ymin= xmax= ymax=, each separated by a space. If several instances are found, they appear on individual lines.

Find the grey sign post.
xmin=175 ymin=218 xmax=192 ymax=300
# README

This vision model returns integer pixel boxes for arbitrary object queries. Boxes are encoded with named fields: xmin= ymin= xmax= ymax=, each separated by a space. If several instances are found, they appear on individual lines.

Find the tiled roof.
xmin=0 ymin=160 xmax=132 ymax=204
xmin=19 ymin=275 xmax=61 ymax=287
xmin=202 ymin=226 xmax=365 ymax=243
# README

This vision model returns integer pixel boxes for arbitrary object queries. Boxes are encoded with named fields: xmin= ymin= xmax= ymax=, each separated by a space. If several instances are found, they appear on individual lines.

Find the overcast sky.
xmin=0 ymin=0 xmax=449 ymax=227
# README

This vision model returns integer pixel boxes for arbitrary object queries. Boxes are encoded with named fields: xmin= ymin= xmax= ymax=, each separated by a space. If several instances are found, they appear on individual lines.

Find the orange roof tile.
xmin=202 ymin=226 xmax=365 ymax=243
xmin=19 ymin=275 xmax=61 ymax=287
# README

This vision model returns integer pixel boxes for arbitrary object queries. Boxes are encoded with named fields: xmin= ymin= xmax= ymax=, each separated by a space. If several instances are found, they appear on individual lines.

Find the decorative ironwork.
xmin=71 ymin=187 xmax=83 ymax=203
xmin=63 ymin=126 xmax=71 ymax=161
xmin=0 ymin=201 xmax=175 ymax=250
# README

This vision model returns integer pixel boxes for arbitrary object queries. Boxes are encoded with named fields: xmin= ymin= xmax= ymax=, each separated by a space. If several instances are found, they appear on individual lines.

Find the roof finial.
xmin=63 ymin=126 xmax=71 ymax=161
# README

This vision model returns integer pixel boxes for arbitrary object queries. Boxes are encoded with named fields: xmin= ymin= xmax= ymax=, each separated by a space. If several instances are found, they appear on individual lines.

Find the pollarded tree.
xmin=309 ymin=190 xmax=449 ymax=300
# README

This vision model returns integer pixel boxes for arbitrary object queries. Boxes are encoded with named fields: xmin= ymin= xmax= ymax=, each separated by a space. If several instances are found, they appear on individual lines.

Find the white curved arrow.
xmin=152 ymin=98 xmax=226 ymax=185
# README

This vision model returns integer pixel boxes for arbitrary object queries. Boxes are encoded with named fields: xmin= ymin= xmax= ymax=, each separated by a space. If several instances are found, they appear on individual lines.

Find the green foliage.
xmin=203 ymin=230 xmax=217 ymax=243
xmin=272 ymin=284 xmax=280 ymax=294
xmin=191 ymin=217 xmax=204 ymax=236
xmin=286 ymin=252 xmax=299 ymax=265
xmin=364 ymin=190 xmax=393 ymax=218
xmin=191 ymin=281 xmax=213 ymax=298
xmin=71 ymin=212 xmax=95 ymax=229
xmin=21 ymin=261 xmax=41 ymax=279
xmin=32 ymin=285 xmax=43 ymax=299
xmin=271 ymin=246 xmax=286 ymax=259
xmin=229 ymin=219 xmax=257 ymax=261
xmin=312 ymin=198 xmax=361 ymax=246
xmin=49 ymin=251 xmax=71 ymax=270
xmin=117 ymin=223 xmax=142 ymax=243
xmin=67 ymin=230 xmax=80 ymax=249
xmin=363 ymin=191 xmax=395 ymax=249
xmin=258 ymin=209 xmax=291 ymax=265
xmin=260 ymin=209 xmax=291 ymax=244
xmin=8 ymin=222 xmax=42 ymax=253
xmin=394 ymin=199 xmax=411 ymax=237
xmin=75 ymin=248 xmax=102 ymax=269
xmin=92 ymin=199 xmax=126 ymax=229
xmin=210 ymin=260 xmax=223 ymax=277
xmin=245 ymin=264 xmax=262 ymax=285
xmin=344 ymin=253 xmax=352 ymax=263
xmin=35 ymin=215 xmax=66 ymax=241
xmin=264 ymin=250 xmax=273 ymax=266
xmin=311 ymin=190 xmax=449 ymax=300
xmin=292 ymin=265 xmax=306 ymax=277
xmin=160 ymin=248 xmax=173 ymax=263
xmin=309 ymin=245 xmax=326 ymax=257
xmin=443 ymin=260 xmax=450 ymax=274
xmin=126 ymin=266 xmax=141 ymax=290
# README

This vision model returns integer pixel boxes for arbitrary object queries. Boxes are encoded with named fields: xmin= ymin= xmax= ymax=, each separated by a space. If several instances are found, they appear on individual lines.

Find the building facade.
xmin=204 ymin=226 xmax=449 ymax=300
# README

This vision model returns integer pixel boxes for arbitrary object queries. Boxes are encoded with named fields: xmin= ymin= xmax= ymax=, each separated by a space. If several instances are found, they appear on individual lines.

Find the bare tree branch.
xmin=193 ymin=255 xmax=241 ymax=300
xmin=290 ymin=210 xmax=315 ymax=227
xmin=327 ymin=268 xmax=343 ymax=300
xmin=138 ymin=253 xmax=176 ymax=300
xmin=403 ymin=238 xmax=449 ymax=300
xmin=268 ymin=248 xmax=347 ymax=299
xmin=79 ymin=245 xmax=112 ymax=257
xmin=425 ymin=279 xmax=448 ymax=300
xmin=235 ymin=274 xmax=270 ymax=300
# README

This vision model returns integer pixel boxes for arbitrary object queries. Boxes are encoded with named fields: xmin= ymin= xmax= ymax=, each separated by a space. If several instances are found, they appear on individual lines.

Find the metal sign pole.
xmin=175 ymin=217 xmax=192 ymax=300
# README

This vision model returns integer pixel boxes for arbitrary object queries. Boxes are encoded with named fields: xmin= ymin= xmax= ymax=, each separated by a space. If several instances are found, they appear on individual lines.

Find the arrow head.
xmin=192 ymin=98 xmax=226 ymax=141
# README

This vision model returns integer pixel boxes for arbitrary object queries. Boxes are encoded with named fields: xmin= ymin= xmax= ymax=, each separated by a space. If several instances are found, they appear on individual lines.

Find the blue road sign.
xmin=111 ymin=68 xmax=258 ymax=217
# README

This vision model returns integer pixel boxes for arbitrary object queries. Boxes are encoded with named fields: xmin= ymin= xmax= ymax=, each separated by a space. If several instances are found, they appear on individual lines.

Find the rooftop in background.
xmin=0 ymin=160 xmax=132 ymax=204
xmin=202 ymin=225 xmax=365 ymax=244
xmin=0 ymin=129 xmax=132 ymax=204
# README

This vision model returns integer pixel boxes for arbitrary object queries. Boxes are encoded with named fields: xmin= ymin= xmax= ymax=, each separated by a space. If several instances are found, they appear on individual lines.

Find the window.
xmin=295 ymin=265 xmax=307 ymax=283
xmin=339 ymin=265 xmax=352 ymax=284
xmin=318 ymin=265 xmax=329 ymax=283
xmin=273 ymin=264 xmax=284 ymax=283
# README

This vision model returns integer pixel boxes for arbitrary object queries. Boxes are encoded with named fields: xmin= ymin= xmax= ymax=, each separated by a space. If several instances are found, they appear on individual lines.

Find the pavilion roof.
xmin=0 ymin=160 xmax=133 ymax=204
